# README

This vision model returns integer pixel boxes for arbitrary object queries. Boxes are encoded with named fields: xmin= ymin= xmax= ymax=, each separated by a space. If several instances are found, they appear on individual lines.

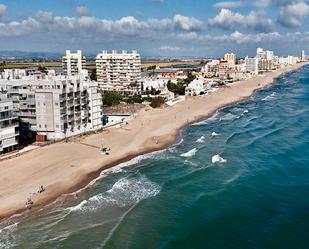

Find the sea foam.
xmin=196 ymin=136 xmax=205 ymax=143
xmin=220 ymin=113 xmax=239 ymax=121
xmin=212 ymin=154 xmax=227 ymax=164
xmin=211 ymin=132 xmax=220 ymax=136
xmin=0 ymin=222 xmax=18 ymax=249
xmin=67 ymin=176 xmax=161 ymax=212
xmin=180 ymin=148 xmax=198 ymax=158
xmin=262 ymin=92 xmax=276 ymax=101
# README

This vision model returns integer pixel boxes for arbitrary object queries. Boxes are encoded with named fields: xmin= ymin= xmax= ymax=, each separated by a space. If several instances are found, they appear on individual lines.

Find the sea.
xmin=1 ymin=65 xmax=309 ymax=249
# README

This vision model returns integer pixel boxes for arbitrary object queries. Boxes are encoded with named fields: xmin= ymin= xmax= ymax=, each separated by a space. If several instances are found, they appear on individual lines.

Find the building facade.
xmin=0 ymin=94 xmax=19 ymax=154
xmin=35 ymin=76 xmax=102 ymax=140
xmin=96 ymin=50 xmax=142 ymax=93
xmin=62 ymin=50 xmax=86 ymax=76
xmin=245 ymin=57 xmax=259 ymax=75
xmin=224 ymin=53 xmax=236 ymax=65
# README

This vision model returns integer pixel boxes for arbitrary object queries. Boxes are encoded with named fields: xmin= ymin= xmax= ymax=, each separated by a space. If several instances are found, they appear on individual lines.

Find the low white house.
xmin=185 ymin=78 xmax=217 ymax=96
xmin=185 ymin=78 xmax=205 ymax=96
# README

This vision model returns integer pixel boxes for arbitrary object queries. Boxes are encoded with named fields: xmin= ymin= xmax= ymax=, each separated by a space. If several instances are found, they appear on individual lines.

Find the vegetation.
xmin=102 ymin=92 xmax=124 ymax=106
xmin=150 ymin=97 xmax=165 ymax=108
xmin=126 ymin=95 xmax=144 ymax=104
xmin=167 ymin=71 xmax=196 ymax=96
xmin=147 ymin=65 xmax=156 ymax=71
xmin=90 ymin=69 xmax=97 ymax=81
xmin=37 ymin=65 xmax=48 ymax=74
xmin=144 ymin=86 xmax=161 ymax=95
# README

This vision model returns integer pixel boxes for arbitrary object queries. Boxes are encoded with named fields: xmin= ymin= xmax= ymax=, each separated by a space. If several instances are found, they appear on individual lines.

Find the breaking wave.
xmin=0 ymin=222 xmax=18 ymax=249
xmin=196 ymin=136 xmax=205 ymax=143
xmin=67 ymin=176 xmax=161 ymax=212
xmin=180 ymin=148 xmax=198 ymax=158
xmin=192 ymin=112 xmax=220 ymax=126
xmin=220 ymin=113 xmax=239 ymax=121
xmin=262 ymin=92 xmax=276 ymax=101
xmin=211 ymin=154 xmax=227 ymax=164
xmin=211 ymin=132 xmax=220 ymax=136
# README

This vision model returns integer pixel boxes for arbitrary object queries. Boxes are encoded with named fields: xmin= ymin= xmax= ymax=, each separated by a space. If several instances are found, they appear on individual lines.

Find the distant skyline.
xmin=0 ymin=0 xmax=308 ymax=57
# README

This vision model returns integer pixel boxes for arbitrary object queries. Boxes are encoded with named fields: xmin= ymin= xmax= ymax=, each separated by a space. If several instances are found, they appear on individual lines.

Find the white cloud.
xmin=213 ymin=1 xmax=244 ymax=8
xmin=208 ymin=9 xmax=273 ymax=32
xmin=0 ymin=12 xmax=203 ymax=38
xmin=278 ymin=1 xmax=309 ymax=28
xmin=0 ymin=4 xmax=6 ymax=18
xmin=36 ymin=11 xmax=54 ymax=23
xmin=75 ymin=5 xmax=90 ymax=17
xmin=159 ymin=45 xmax=182 ymax=51
xmin=173 ymin=14 xmax=203 ymax=31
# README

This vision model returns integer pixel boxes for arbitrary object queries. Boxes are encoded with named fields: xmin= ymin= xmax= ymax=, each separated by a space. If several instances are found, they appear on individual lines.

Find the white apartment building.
xmin=256 ymin=48 xmax=274 ymax=61
xmin=0 ymin=94 xmax=19 ymax=154
xmin=224 ymin=53 xmax=236 ymax=65
xmin=62 ymin=50 xmax=86 ymax=76
xmin=301 ymin=50 xmax=306 ymax=62
xmin=2 ymin=69 xmax=27 ymax=80
xmin=96 ymin=50 xmax=142 ymax=93
xmin=256 ymin=48 xmax=275 ymax=72
xmin=35 ymin=75 xmax=102 ymax=140
xmin=245 ymin=57 xmax=259 ymax=75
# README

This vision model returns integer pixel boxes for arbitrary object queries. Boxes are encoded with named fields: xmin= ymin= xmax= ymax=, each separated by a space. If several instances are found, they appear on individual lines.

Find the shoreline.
xmin=0 ymin=62 xmax=308 ymax=221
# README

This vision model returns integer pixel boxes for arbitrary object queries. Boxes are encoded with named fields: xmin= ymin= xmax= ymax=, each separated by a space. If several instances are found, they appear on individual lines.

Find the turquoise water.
xmin=1 ymin=66 xmax=309 ymax=249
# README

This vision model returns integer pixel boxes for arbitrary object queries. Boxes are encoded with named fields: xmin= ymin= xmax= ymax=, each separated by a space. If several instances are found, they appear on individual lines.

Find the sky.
xmin=0 ymin=0 xmax=308 ymax=57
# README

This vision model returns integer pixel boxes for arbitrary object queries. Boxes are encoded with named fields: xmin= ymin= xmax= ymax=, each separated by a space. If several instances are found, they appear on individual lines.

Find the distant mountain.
xmin=0 ymin=51 xmax=100 ymax=60
xmin=0 ymin=50 xmax=205 ymax=61
xmin=0 ymin=51 xmax=63 ymax=60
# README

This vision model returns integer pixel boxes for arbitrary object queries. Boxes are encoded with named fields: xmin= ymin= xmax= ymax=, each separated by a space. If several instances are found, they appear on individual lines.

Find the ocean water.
xmin=1 ymin=66 xmax=309 ymax=249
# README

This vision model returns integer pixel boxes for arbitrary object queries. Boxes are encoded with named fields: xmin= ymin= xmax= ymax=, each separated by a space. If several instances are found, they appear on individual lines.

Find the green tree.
xmin=150 ymin=97 xmax=165 ymax=108
xmin=102 ymin=92 xmax=123 ymax=106
xmin=90 ymin=69 xmax=97 ymax=81
xmin=37 ymin=65 xmax=48 ymax=74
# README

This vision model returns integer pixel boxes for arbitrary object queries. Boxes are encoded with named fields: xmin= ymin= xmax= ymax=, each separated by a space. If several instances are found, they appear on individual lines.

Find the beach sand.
xmin=0 ymin=62 xmax=308 ymax=219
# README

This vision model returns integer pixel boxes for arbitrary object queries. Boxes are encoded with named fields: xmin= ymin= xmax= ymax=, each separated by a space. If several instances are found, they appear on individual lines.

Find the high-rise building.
xmin=256 ymin=48 xmax=274 ymax=61
xmin=0 ymin=72 xmax=102 ymax=142
xmin=35 ymin=76 xmax=102 ymax=140
xmin=224 ymin=53 xmax=236 ymax=65
xmin=0 ymin=94 xmax=19 ymax=154
xmin=255 ymin=48 xmax=275 ymax=71
xmin=245 ymin=57 xmax=259 ymax=75
xmin=96 ymin=50 xmax=142 ymax=93
xmin=301 ymin=50 xmax=306 ymax=62
xmin=62 ymin=50 xmax=86 ymax=76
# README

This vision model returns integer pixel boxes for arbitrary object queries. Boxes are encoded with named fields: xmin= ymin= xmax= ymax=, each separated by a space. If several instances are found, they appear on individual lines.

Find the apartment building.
xmin=224 ymin=53 xmax=236 ymax=66
xmin=35 ymin=75 xmax=102 ymax=140
xmin=301 ymin=50 xmax=306 ymax=62
xmin=258 ymin=59 xmax=273 ymax=72
xmin=62 ymin=50 xmax=86 ymax=76
xmin=0 ymin=74 xmax=47 ymax=142
xmin=245 ymin=57 xmax=259 ymax=75
xmin=0 ymin=94 xmax=19 ymax=154
xmin=96 ymin=50 xmax=142 ymax=93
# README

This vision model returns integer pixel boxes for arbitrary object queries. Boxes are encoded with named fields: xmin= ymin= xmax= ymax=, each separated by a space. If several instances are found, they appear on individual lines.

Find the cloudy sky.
xmin=0 ymin=0 xmax=308 ymax=57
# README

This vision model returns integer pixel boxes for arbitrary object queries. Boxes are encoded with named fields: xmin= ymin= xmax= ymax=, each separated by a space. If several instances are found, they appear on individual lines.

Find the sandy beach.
xmin=0 ymin=62 xmax=308 ymax=220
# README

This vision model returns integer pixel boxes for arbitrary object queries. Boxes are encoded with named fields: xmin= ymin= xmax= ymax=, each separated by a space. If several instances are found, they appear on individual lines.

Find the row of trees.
xmin=102 ymin=92 xmax=164 ymax=108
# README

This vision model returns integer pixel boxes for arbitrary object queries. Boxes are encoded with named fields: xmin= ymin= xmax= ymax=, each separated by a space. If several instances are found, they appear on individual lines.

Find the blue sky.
xmin=0 ymin=0 xmax=308 ymax=57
